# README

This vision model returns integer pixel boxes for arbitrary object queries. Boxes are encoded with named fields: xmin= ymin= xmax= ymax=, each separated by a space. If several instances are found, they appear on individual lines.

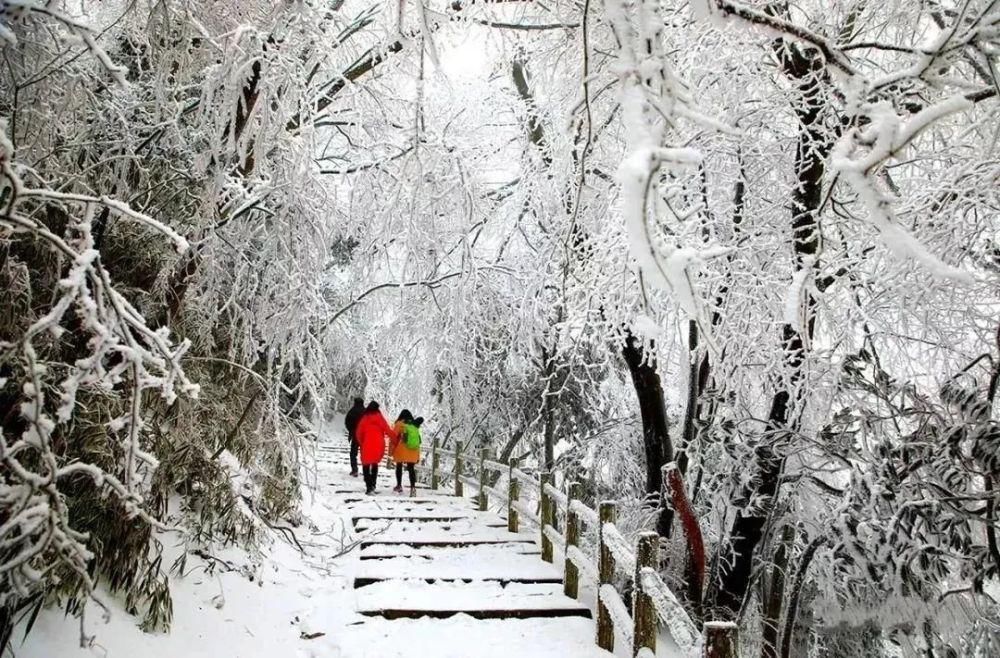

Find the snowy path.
xmin=16 ymin=425 xmax=614 ymax=658
xmin=316 ymin=435 xmax=614 ymax=657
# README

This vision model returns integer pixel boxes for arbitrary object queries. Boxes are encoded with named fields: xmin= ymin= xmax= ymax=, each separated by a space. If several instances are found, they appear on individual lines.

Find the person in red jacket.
xmin=355 ymin=401 xmax=397 ymax=494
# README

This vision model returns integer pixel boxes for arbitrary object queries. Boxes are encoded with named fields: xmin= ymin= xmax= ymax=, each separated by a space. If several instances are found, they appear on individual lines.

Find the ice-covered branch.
xmin=0 ymin=118 xmax=195 ymax=613
xmin=831 ymin=98 xmax=976 ymax=282
xmin=0 ymin=1 xmax=127 ymax=84
xmin=692 ymin=0 xmax=856 ymax=75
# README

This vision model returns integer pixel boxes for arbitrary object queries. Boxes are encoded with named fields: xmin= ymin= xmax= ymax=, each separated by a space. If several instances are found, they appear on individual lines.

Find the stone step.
xmin=361 ymin=538 xmax=536 ymax=550
xmin=353 ymin=547 xmax=561 ymax=584
xmin=353 ymin=518 xmax=510 ymax=534
xmin=354 ymin=575 xmax=563 ymax=588
xmin=343 ymin=493 xmax=470 ymax=502
xmin=356 ymin=580 xmax=591 ymax=620
xmin=359 ymin=607 xmax=591 ymax=620
xmin=359 ymin=542 xmax=540 ymax=560
xmin=350 ymin=514 xmax=482 ymax=523
xmin=336 ymin=616 xmax=612 ymax=658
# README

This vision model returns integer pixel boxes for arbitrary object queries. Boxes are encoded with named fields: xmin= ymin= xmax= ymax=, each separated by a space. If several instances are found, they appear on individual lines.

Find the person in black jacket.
xmin=344 ymin=397 xmax=365 ymax=477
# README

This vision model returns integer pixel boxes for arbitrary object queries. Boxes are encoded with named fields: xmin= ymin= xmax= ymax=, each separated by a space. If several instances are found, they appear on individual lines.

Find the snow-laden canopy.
xmin=2 ymin=0 xmax=999 ymax=655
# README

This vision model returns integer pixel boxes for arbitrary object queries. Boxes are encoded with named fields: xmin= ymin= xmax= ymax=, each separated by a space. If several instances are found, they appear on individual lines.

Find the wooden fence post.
xmin=455 ymin=440 xmax=464 ymax=497
xmin=703 ymin=622 xmax=738 ymax=658
xmin=597 ymin=501 xmax=617 ymax=652
xmin=507 ymin=462 xmax=520 ymax=533
xmin=564 ymin=482 xmax=581 ymax=599
xmin=540 ymin=471 xmax=553 ymax=563
xmin=478 ymin=447 xmax=488 ymax=511
xmin=633 ymin=532 xmax=658 ymax=657
xmin=431 ymin=439 xmax=439 ymax=490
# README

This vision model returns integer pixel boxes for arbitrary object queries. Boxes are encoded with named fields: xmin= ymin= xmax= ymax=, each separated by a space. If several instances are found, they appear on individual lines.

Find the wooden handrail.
xmin=483 ymin=457 xmax=509 ymax=472
xmin=633 ymin=533 xmax=658 ymax=656
xmin=543 ymin=481 xmax=568 ymax=511
xmin=639 ymin=568 xmax=700 ymax=653
xmin=507 ymin=459 xmax=519 ymax=533
xmin=423 ymin=440 xmax=736 ymax=658
xmin=597 ymin=501 xmax=616 ymax=651
xmin=569 ymin=498 xmax=599 ymax=527
xmin=540 ymin=472 xmax=554 ymax=562
xmin=454 ymin=440 xmax=464 ymax=497
xmin=600 ymin=522 xmax=637 ymax=575
xmin=477 ymin=448 xmax=488 ymax=511
xmin=564 ymin=482 xmax=581 ymax=599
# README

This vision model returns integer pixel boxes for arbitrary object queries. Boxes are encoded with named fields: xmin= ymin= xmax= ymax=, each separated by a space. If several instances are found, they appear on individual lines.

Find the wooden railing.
xmin=420 ymin=440 xmax=739 ymax=658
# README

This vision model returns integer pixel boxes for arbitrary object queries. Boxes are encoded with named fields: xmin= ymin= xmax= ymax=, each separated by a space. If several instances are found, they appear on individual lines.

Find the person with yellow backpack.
xmin=391 ymin=416 xmax=423 ymax=496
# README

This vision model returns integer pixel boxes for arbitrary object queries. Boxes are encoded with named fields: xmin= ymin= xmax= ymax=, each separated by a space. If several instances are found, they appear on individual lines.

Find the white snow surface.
xmin=17 ymin=419 xmax=679 ymax=657
xmin=356 ymin=580 xmax=588 ymax=613
xmin=354 ymin=547 xmax=561 ymax=581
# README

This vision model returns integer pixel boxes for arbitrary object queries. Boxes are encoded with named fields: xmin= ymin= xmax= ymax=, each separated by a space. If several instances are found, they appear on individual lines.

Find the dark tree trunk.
xmin=690 ymin=160 xmax=745 ymax=509
xmin=234 ymin=58 xmax=262 ymax=177
xmin=762 ymin=524 xmax=796 ymax=658
xmin=511 ymin=59 xmax=550 ymax=165
xmin=715 ymin=40 xmax=827 ymax=618
xmin=622 ymin=328 xmax=707 ymax=606
xmin=540 ymin=343 xmax=557 ymax=472
xmin=621 ymin=330 xmax=673 ymax=536
xmin=678 ymin=320 xmax=700 ymax=477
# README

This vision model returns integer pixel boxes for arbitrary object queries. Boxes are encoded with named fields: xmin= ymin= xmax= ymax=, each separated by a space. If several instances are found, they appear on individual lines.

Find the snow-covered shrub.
xmin=0 ymin=1 xmax=354 ymax=648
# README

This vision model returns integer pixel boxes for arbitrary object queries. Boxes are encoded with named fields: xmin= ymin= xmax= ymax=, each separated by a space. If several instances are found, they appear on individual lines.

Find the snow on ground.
xmin=14 ymin=420 xmax=358 ymax=658
xmin=13 ymin=419 xmax=633 ymax=658
xmin=353 ymin=545 xmax=561 ymax=581
xmin=338 ymin=615 xmax=610 ymax=658
xmin=355 ymin=580 xmax=587 ymax=612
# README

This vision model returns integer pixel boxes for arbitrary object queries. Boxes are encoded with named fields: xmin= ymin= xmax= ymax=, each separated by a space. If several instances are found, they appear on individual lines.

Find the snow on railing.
xmin=423 ymin=438 xmax=737 ymax=658
xmin=599 ymin=583 xmax=635 ymax=648
xmin=601 ymin=522 xmax=637 ymax=575
xmin=543 ymin=523 xmax=564 ymax=551
xmin=543 ymin=481 xmax=568 ymax=510
xmin=510 ymin=467 xmax=539 ymax=489
xmin=640 ymin=568 xmax=701 ymax=655
xmin=481 ymin=483 xmax=507 ymax=503
xmin=567 ymin=545 xmax=599 ymax=584
xmin=513 ymin=500 xmax=541 ymax=524
xmin=483 ymin=458 xmax=508 ymax=472
xmin=569 ymin=499 xmax=599 ymax=527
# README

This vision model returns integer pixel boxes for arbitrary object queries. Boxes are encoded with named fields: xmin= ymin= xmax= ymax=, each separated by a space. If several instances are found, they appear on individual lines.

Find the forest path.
xmin=315 ymin=433 xmax=614 ymax=658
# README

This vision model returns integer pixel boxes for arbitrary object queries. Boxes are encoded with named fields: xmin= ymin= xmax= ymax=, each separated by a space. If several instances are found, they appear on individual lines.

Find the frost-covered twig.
xmin=607 ymin=0 xmax=734 ymax=352
xmin=831 ymin=97 xmax=976 ymax=283
xmin=0 ymin=1 xmax=127 ymax=84
xmin=0 ymin=118 xmax=194 ymax=612
xmin=692 ymin=0 xmax=856 ymax=75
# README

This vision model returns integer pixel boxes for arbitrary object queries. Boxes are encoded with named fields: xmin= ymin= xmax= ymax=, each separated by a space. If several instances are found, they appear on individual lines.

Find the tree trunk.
xmin=621 ymin=330 xmax=673 ymax=536
xmin=683 ymin=157 xmax=745 ymax=500
xmin=678 ymin=320 xmax=700 ymax=477
xmin=761 ymin=524 xmax=796 ymax=658
xmin=540 ymin=343 xmax=557 ymax=472
xmin=665 ymin=464 xmax=706 ymax=611
xmin=715 ymin=40 xmax=827 ymax=618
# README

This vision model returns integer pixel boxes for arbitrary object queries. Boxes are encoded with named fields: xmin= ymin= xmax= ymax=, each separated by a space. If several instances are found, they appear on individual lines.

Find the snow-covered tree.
xmin=3 ymin=0 xmax=998 ymax=655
